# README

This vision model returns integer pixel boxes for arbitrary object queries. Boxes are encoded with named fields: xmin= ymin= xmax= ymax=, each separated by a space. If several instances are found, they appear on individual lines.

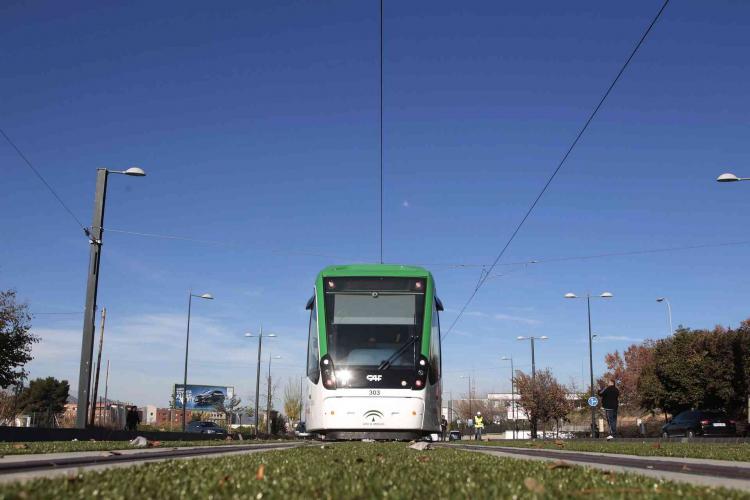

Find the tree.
xmin=216 ymin=395 xmax=242 ymax=427
xmin=283 ymin=378 xmax=302 ymax=423
xmin=0 ymin=290 xmax=39 ymax=388
xmin=515 ymin=369 xmax=573 ymax=438
xmin=17 ymin=377 xmax=69 ymax=428
xmin=600 ymin=342 xmax=655 ymax=411
xmin=637 ymin=323 xmax=750 ymax=420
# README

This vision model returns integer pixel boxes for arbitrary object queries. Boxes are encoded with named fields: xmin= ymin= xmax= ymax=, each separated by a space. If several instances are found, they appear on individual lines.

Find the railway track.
xmin=0 ymin=442 xmax=301 ymax=480
xmin=446 ymin=443 xmax=750 ymax=490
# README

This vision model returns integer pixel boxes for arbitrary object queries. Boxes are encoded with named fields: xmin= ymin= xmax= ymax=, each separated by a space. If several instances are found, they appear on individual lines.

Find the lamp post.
xmin=245 ymin=328 xmax=276 ymax=438
xmin=459 ymin=375 xmax=472 ymax=422
xmin=565 ymin=292 xmax=613 ymax=438
xmin=266 ymin=353 xmax=282 ymax=434
xmin=516 ymin=336 xmax=547 ymax=439
xmin=181 ymin=291 xmax=213 ymax=431
xmin=76 ymin=166 xmax=146 ymax=429
xmin=716 ymin=172 xmax=750 ymax=183
xmin=501 ymin=356 xmax=516 ymax=439
xmin=656 ymin=297 xmax=673 ymax=336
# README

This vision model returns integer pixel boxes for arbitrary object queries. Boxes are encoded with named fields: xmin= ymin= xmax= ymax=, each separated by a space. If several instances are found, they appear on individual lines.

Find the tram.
xmin=304 ymin=264 xmax=443 ymax=440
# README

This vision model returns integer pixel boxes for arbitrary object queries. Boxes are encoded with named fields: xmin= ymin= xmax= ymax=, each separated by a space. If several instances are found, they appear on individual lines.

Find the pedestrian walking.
xmin=474 ymin=411 xmax=484 ymax=441
xmin=440 ymin=415 xmax=448 ymax=441
xmin=598 ymin=379 xmax=619 ymax=440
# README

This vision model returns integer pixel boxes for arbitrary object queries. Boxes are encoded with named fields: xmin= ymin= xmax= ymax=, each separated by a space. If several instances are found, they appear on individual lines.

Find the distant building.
xmin=487 ymin=393 xmax=527 ymax=421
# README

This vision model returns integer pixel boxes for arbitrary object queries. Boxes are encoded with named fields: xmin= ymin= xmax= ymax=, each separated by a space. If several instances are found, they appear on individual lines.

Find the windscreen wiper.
xmin=377 ymin=336 xmax=418 ymax=371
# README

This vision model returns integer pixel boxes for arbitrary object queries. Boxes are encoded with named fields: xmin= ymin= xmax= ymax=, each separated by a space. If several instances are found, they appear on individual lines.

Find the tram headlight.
xmin=413 ymin=355 xmax=429 ymax=391
xmin=320 ymin=354 xmax=336 ymax=390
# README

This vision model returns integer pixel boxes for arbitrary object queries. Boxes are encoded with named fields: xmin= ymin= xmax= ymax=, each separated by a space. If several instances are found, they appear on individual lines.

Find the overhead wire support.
xmin=443 ymin=0 xmax=671 ymax=340
xmin=0 ymin=126 xmax=88 ymax=236
xmin=379 ymin=0 xmax=384 ymax=264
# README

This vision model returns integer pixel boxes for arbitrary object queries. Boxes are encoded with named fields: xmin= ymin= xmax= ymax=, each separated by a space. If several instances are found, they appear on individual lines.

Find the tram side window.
xmin=428 ymin=299 xmax=441 ymax=384
xmin=307 ymin=299 xmax=320 ymax=383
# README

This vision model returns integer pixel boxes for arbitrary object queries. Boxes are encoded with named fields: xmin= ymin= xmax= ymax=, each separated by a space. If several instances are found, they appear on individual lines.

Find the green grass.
xmin=461 ymin=439 xmax=750 ymax=462
xmin=0 ymin=439 xmax=265 ymax=456
xmin=0 ymin=442 xmax=744 ymax=499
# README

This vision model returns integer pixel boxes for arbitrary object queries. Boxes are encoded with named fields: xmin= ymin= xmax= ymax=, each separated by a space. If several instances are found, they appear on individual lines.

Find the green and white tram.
xmin=304 ymin=264 xmax=443 ymax=440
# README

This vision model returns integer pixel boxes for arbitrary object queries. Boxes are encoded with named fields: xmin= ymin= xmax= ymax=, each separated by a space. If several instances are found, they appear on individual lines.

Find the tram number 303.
xmin=368 ymin=390 xmax=381 ymax=396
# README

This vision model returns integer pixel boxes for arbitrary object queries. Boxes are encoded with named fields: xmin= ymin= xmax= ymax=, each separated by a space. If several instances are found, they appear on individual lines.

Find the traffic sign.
xmin=587 ymin=396 xmax=599 ymax=407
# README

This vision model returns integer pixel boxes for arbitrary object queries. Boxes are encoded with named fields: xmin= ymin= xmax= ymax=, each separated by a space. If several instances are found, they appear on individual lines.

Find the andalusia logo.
xmin=363 ymin=410 xmax=384 ymax=425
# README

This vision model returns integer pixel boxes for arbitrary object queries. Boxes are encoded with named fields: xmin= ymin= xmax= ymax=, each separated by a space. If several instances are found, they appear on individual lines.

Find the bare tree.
xmin=216 ymin=395 xmax=242 ymax=427
xmin=283 ymin=378 xmax=302 ymax=423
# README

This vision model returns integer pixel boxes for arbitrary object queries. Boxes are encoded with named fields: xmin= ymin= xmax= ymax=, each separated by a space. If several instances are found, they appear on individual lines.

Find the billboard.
xmin=174 ymin=384 xmax=234 ymax=410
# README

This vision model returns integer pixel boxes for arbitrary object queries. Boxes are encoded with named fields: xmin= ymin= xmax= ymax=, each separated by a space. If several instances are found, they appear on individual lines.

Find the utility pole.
xmin=90 ymin=307 xmax=106 ymax=426
xmin=266 ymin=373 xmax=272 ymax=435
xmin=75 ymin=166 xmax=145 ymax=429
xmin=76 ymin=169 xmax=108 ymax=429
xmin=103 ymin=360 xmax=109 ymax=426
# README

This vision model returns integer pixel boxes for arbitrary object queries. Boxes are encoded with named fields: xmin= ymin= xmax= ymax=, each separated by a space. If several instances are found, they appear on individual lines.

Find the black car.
xmin=194 ymin=390 xmax=225 ymax=406
xmin=661 ymin=410 xmax=736 ymax=438
xmin=187 ymin=421 xmax=227 ymax=436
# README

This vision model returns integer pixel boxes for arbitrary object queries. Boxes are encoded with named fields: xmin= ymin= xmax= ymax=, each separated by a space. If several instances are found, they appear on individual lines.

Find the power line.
xmin=101 ymin=227 xmax=365 ymax=261
xmin=32 ymin=311 xmax=84 ymax=315
xmin=0 ymin=127 xmax=88 ymax=234
xmin=443 ymin=0 xmax=671 ymax=340
xmin=379 ymin=0 xmax=384 ymax=264
xmin=421 ymin=239 xmax=750 ymax=270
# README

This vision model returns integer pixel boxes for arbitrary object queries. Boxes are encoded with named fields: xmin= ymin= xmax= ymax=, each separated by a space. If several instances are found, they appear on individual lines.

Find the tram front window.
xmin=324 ymin=278 xmax=425 ymax=376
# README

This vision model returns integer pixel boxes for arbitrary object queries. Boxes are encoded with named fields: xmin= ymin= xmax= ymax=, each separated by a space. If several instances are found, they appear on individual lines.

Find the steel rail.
xmin=0 ymin=442 xmax=301 ymax=475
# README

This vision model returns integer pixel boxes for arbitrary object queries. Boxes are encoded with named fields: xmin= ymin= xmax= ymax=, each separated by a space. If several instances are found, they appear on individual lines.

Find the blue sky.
xmin=2 ymin=1 xmax=749 ymax=407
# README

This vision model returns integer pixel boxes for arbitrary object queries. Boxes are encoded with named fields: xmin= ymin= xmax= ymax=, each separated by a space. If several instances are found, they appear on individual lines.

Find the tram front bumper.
xmin=321 ymin=395 xmax=425 ymax=430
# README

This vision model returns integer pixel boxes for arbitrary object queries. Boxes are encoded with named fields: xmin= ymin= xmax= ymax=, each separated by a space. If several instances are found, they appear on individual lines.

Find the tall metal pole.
xmin=665 ymin=300 xmax=673 ymax=335
xmin=587 ymin=295 xmax=597 ymax=438
xmin=182 ymin=292 xmax=193 ymax=432
xmin=254 ymin=326 xmax=263 ymax=438
xmin=76 ymin=168 xmax=108 ymax=429
xmin=468 ymin=376 xmax=472 ymax=419
xmin=103 ymin=360 xmax=109 ymax=426
xmin=510 ymin=356 xmax=516 ymax=439
xmin=90 ymin=307 xmax=106 ymax=426
xmin=530 ymin=337 xmax=537 ymax=439
xmin=266 ymin=351 xmax=273 ymax=435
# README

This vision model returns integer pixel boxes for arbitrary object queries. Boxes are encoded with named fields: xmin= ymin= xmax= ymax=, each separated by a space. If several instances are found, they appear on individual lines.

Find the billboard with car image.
xmin=173 ymin=384 xmax=234 ymax=410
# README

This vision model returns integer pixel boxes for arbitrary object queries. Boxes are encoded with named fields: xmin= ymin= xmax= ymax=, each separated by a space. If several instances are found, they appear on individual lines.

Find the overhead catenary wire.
xmin=100 ymin=227 xmax=366 ymax=261
xmin=443 ymin=0 xmax=671 ymax=340
xmin=1 ymin=127 xmax=88 ymax=235
xmin=420 ymin=239 xmax=750 ymax=270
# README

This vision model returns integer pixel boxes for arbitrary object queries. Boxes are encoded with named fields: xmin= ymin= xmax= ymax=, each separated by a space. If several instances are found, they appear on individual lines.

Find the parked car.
xmin=661 ymin=410 xmax=736 ymax=438
xmin=295 ymin=422 xmax=311 ymax=439
xmin=194 ymin=389 xmax=225 ymax=406
xmin=187 ymin=421 xmax=227 ymax=436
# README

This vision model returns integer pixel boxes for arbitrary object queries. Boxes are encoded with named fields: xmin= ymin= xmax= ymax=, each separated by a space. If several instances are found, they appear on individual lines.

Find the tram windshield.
xmin=324 ymin=278 xmax=425 ymax=369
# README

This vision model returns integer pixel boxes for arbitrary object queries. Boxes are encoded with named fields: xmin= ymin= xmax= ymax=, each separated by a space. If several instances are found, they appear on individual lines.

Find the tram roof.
xmin=317 ymin=264 xmax=432 ymax=279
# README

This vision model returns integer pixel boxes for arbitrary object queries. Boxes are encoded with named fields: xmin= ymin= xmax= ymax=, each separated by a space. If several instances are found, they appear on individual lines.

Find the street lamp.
xmin=266 ymin=353 xmax=282 ymax=434
xmin=656 ymin=297 xmax=673 ymax=336
xmin=181 ymin=291 xmax=213 ymax=431
xmin=516 ymin=336 xmax=547 ymax=439
xmin=245 ymin=328 xmax=276 ymax=438
xmin=501 ymin=356 xmax=517 ymax=439
xmin=76 ymin=166 xmax=146 ymax=429
xmin=565 ymin=291 xmax=613 ymax=438
xmin=716 ymin=172 xmax=750 ymax=182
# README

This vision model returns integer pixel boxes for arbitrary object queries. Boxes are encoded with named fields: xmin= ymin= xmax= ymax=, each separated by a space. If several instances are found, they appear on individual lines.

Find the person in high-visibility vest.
xmin=474 ymin=411 xmax=485 ymax=441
